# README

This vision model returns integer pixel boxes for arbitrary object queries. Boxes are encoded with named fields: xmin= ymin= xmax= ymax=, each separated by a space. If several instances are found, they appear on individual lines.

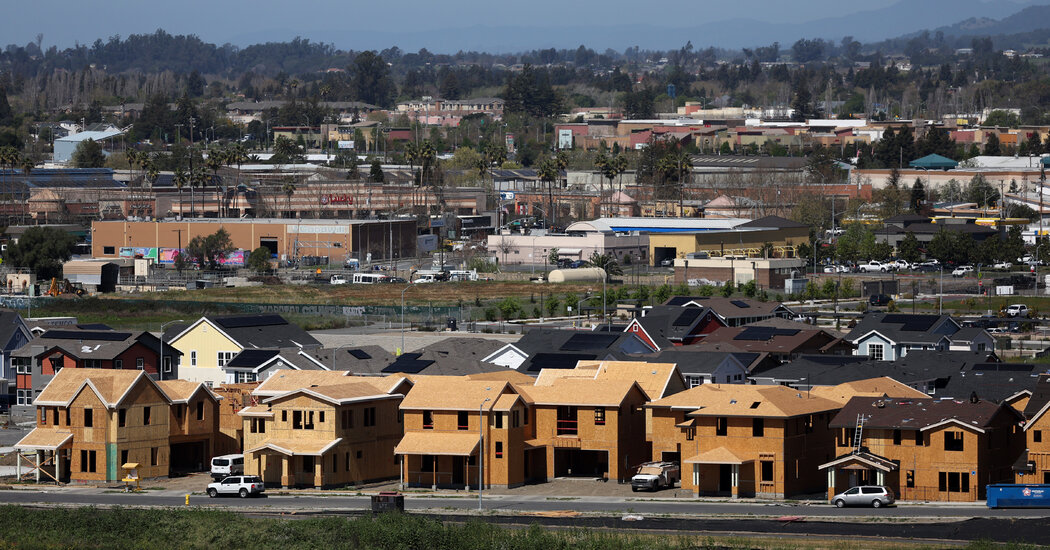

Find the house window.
xmin=65 ymin=408 xmax=69 ymax=425
xmin=512 ymin=410 xmax=520 ymax=428
xmin=119 ymin=409 xmax=127 ymax=427
xmin=906 ymin=470 xmax=915 ymax=488
xmin=143 ymin=406 xmax=151 ymax=426
xmin=151 ymin=447 xmax=159 ymax=467
xmin=458 ymin=411 xmax=469 ymax=430
xmin=281 ymin=410 xmax=287 ymax=423
xmin=293 ymin=410 xmax=303 ymax=429
xmin=80 ymin=450 xmax=96 ymax=473
xmin=915 ymin=430 xmax=924 ymax=446
xmin=114 ymin=359 xmax=123 ymax=370
xmin=16 ymin=389 xmax=32 ymax=406
xmin=1036 ymin=430 xmax=1043 ymax=443
xmin=944 ymin=431 xmax=964 ymax=452
xmin=556 ymin=406 xmax=578 ymax=436
xmin=83 ymin=359 xmax=101 ymax=369
xmin=196 ymin=401 xmax=204 ymax=421
xmin=52 ymin=408 xmax=58 ymax=425
xmin=217 ymin=352 xmax=236 ymax=368
xmin=939 ymin=471 xmax=970 ymax=493
xmin=494 ymin=441 xmax=504 ymax=459
xmin=14 ymin=360 xmax=30 ymax=375
xmin=594 ymin=408 xmax=606 ymax=426
xmin=893 ymin=429 xmax=902 ymax=445
xmin=686 ymin=427 xmax=695 ymax=441
xmin=303 ymin=456 xmax=314 ymax=472
xmin=492 ymin=412 xmax=504 ymax=429
xmin=753 ymin=418 xmax=764 ymax=437
xmin=423 ymin=411 xmax=433 ymax=429
xmin=190 ymin=351 xmax=197 ymax=367
xmin=761 ymin=460 xmax=774 ymax=482
xmin=121 ymin=450 xmax=129 ymax=465
xmin=869 ymin=344 xmax=884 ymax=361
xmin=84 ymin=408 xmax=93 ymax=428
xmin=716 ymin=417 xmax=728 ymax=436
xmin=250 ymin=418 xmax=267 ymax=433
xmin=163 ymin=357 xmax=172 ymax=373
xmin=103 ymin=246 xmax=115 ymax=255
xmin=686 ymin=376 xmax=704 ymax=388
xmin=40 ymin=407 xmax=47 ymax=425
xmin=136 ymin=358 xmax=144 ymax=370
xmin=342 ymin=410 xmax=353 ymax=429
xmin=304 ymin=411 xmax=315 ymax=429
xmin=364 ymin=407 xmax=376 ymax=427
xmin=320 ymin=411 xmax=326 ymax=424
xmin=977 ymin=343 xmax=986 ymax=351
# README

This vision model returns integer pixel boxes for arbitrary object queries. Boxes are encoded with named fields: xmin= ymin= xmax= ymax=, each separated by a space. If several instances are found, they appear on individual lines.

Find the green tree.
xmin=498 ymin=297 xmax=522 ymax=319
xmin=720 ymin=280 xmax=735 ymax=298
xmin=72 ymin=139 xmax=106 ymax=168
xmin=547 ymin=248 xmax=560 ymax=266
xmin=3 ymin=227 xmax=75 ymax=279
xmin=587 ymin=251 xmax=623 ymax=281
xmin=741 ymin=279 xmax=758 ymax=298
xmin=544 ymin=295 xmax=561 ymax=316
xmin=246 ymin=246 xmax=273 ymax=273
xmin=349 ymin=51 xmax=395 ymax=108
xmin=910 ymin=178 xmax=925 ymax=213
xmin=654 ymin=284 xmax=672 ymax=304
xmin=369 ymin=159 xmax=384 ymax=183
xmin=185 ymin=228 xmax=234 ymax=270
xmin=898 ymin=232 xmax=922 ymax=264
xmin=984 ymin=133 xmax=1001 ymax=156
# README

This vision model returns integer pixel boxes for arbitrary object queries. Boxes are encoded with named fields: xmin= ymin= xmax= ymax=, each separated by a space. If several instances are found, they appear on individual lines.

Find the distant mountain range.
xmin=229 ymin=0 xmax=1045 ymax=52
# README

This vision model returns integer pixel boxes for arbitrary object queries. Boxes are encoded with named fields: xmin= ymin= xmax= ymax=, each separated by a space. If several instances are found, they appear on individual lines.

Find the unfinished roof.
xmin=34 ymin=369 xmax=156 ymax=408
xmin=395 ymin=431 xmax=480 ymax=456
xmin=236 ymin=406 xmax=274 ymax=418
xmin=156 ymin=379 xmax=219 ymax=404
xmin=648 ymin=384 xmax=841 ymax=417
xmin=14 ymin=428 xmax=73 ymax=451
xmin=247 ymin=437 xmax=343 ymax=456
xmin=808 ymin=377 xmax=928 ymax=404
xmin=514 ymin=379 xmax=639 ymax=407
xmin=252 ymin=370 xmax=353 ymax=397
xmin=399 ymin=378 xmax=511 ymax=411
xmin=264 ymin=380 xmax=401 ymax=405
xmin=465 ymin=370 xmax=537 ymax=384
xmin=683 ymin=447 xmax=751 ymax=464
xmin=543 ymin=360 xmax=684 ymax=400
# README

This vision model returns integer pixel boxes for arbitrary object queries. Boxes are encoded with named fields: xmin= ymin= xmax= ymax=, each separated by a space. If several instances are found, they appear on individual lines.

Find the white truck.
xmin=630 ymin=461 xmax=680 ymax=492
xmin=858 ymin=261 xmax=891 ymax=273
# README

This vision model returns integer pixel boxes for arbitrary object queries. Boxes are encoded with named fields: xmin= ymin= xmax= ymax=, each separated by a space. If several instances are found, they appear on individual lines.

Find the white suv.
xmin=1006 ymin=304 xmax=1029 ymax=318
xmin=207 ymin=475 xmax=265 ymax=498
xmin=952 ymin=266 xmax=974 ymax=277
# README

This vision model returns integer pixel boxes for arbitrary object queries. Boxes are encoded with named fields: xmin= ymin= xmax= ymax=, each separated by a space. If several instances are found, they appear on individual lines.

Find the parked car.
xmin=888 ymin=259 xmax=910 ymax=270
xmin=823 ymin=266 xmax=837 ymax=274
xmin=869 ymin=294 xmax=892 ymax=306
xmin=329 ymin=275 xmax=348 ymax=285
xmin=630 ymin=461 xmax=681 ymax=492
xmin=913 ymin=264 xmax=938 ymax=273
xmin=1006 ymin=304 xmax=1030 ymax=318
xmin=952 ymin=266 xmax=975 ymax=277
xmin=660 ymin=258 xmax=674 ymax=267
xmin=993 ymin=262 xmax=1012 ymax=270
xmin=570 ymin=260 xmax=587 ymax=269
xmin=207 ymin=475 xmax=265 ymax=498
xmin=210 ymin=454 xmax=244 ymax=481
xmin=858 ymin=261 xmax=891 ymax=273
xmin=831 ymin=485 xmax=895 ymax=508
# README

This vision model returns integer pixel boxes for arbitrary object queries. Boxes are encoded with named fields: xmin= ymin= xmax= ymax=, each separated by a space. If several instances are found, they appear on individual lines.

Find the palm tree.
xmin=227 ymin=143 xmax=247 ymax=217
xmin=173 ymin=167 xmax=188 ymax=218
xmin=586 ymin=251 xmax=623 ymax=282
xmin=205 ymin=148 xmax=224 ymax=218
xmin=612 ymin=154 xmax=629 ymax=213
xmin=418 ymin=140 xmax=437 ymax=214
xmin=537 ymin=158 xmax=559 ymax=230
xmin=190 ymin=167 xmax=208 ymax=218
xmin=282 ymin=180 xmax=296 ymax=217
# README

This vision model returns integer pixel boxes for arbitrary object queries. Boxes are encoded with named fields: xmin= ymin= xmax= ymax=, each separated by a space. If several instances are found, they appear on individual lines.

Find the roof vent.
xmin=875 ymin=400 xmax=886 ymax=408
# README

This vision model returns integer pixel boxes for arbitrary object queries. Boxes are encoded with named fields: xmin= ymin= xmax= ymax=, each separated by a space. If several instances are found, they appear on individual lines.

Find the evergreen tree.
xmin=0 ymin=86 xmax=13 ymax=126
xmin=369 ymin=159 xmax=384 ymax=183
xmin=72 ymin=139 xmax=105 ymax=168
xmin=910 ymin=178 xmax=925 ymax=213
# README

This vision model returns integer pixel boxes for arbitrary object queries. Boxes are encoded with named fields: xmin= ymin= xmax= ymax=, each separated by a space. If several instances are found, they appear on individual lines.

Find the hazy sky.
xmin=2 ymin=0 xmax=1029 ymax=52
xmin=8 ymin=0 xmax=899 ymax=47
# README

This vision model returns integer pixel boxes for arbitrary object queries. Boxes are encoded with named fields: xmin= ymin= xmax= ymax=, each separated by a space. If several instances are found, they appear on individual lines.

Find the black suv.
xmin=869 ymin=294 xmax=892 ymax=306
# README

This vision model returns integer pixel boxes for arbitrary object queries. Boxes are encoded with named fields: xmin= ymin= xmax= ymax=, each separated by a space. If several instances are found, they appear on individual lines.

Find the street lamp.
xmin=330 ymin=343 xmax=357 ymax=371
xmin=479 ymin=396 xmax=491 ymax=511
xmin=159 ymin=319 xmax=185 ymax=381
xmin=401 ymin=284 xmax=412 ymax=355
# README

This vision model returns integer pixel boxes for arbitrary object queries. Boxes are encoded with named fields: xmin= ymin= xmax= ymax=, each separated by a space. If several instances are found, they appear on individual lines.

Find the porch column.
xmin=280 ymin=456 xmax=291 ymax=489
xmin=16 ymin=451 xmax=20 ymax=479
xmin=826 ymin=467 xmax=835 ymax=500
xmin=259 ymin=454 xmax=266 ymax=482
xmin=730 ymin=464 xmax=739 ymax=498
xmin=35 ymin=451 xmax=42 ymax=482
xmin=875 ymin=470 xmax=885 ymax=486
xmin=432 ymin=456 xmax=437 ymax=490
xmin=692 ymin=464 xmax=700 ymax=497
xmin=55 ymin=450 xmax=61 ymax=484
xmin=399 ymin=456 xmax=404 ymax=491
xmin=464 ymin=455 xmax=470 ymax=492
xmin=313 ymin=455 xmax=323 ymax=488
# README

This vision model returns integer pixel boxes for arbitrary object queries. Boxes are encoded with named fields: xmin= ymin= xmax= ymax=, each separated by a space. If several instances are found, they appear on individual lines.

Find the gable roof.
xmin=846 ymin=312 xmax=960 ymax=345
xmin=168 ymin=314 xmax=321 ymax=351
xmin=632 ymin=305 xmax=718 ymax=345
xmin=156 ymin=379 xmax=221 ymax=404
xmin=513 ymin=329 xmax=657 ymax=374
xmin=661 ymin=297 xmax=793 ymax=320
xmin=400 ymin=378 xmax=511 ymax=411
xmin=0 ymin=310 xmax=29 ymax=350
xmin=225 ymin=347 xmax=326 ymax=373
xmin=305 ymin=345 xmax=395 ymax=373
xmin=34 ymin=369 xmax=163 ymax=409
xmin=252 ymin=370 xmax=354 ymax=397
xmin=551 ymin=360 xmax=685 ymax=400
xmin=648 ymin=384 xmax=842 ymax=417
xmin=514 ymin=379 xmax=642 ymax=407
xmin=829 ymin=396 xmax=1016 ymax=433
xmin=699 ymin=325 xmax=849 ymax=355
xmin=807 ymin=377 xmax=929 ymax=404
xmin=263 ymin=380 xmax=401 ymax=406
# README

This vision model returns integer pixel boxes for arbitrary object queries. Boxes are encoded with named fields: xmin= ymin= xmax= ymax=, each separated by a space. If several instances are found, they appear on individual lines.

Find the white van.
xmin=352 ymin=273 xmax=388 ymax=284
xmin=211 ymin=454 xmax=244 ymax=480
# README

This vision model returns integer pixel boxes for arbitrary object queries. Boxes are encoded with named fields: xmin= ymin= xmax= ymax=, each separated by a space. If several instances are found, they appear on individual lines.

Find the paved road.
xmin=2 ymin=488 xmax=1048 ymax=519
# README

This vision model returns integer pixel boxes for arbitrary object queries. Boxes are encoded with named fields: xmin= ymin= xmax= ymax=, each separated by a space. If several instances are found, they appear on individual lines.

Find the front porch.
xmin=246 ymin=437 xmax=343 ymax=488
xmin=819 ymin=451 xmax=898 ymax=500
xmin=684 ymin=447 xmax=754 ymax=498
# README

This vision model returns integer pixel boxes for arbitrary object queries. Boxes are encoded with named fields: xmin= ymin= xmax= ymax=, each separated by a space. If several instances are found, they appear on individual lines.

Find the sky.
xmin=2 ymin=0 xmax=1031 ymax=53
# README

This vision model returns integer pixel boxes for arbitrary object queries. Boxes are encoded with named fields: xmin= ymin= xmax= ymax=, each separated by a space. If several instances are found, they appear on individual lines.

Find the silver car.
xmin=831 ymin=485 xmax=895 ymax=508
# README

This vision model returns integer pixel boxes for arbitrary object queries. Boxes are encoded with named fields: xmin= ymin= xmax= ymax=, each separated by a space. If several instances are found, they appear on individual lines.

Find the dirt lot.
xmin=106 ymin=281 xmax=605 ymax=307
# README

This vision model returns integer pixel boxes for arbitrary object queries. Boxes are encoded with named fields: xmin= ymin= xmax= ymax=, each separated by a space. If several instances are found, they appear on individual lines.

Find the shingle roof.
xmin=513 ymin=329 xmax=655 ymax=373
xmin=661 ymin=297 xmax=792 ymax=319
xmin=846 ymin=312 xmax=960 ymax=344
xmin=700 ymin=325 xmax=847 ymax=355
xmin=172 ymin=315 xmax=321 ymax=350
xmin=634 ymin=306 xmax=716 ymax=344
xmin=829 ymin=396 xmax=1014 ymax=432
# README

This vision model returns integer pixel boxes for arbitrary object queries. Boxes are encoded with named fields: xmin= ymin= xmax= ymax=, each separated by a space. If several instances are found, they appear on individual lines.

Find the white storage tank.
xmin=547 ymin=267 xmax=606 ymax=283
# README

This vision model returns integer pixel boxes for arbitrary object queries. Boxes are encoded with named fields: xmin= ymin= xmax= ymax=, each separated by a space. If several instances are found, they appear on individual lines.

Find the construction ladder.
xmin=852 ymin=414 xmax=867 ymax=452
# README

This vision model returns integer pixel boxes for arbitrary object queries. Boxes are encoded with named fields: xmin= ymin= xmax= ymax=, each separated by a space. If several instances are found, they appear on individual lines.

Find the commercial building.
xmin=651 ymin=216 xmax=811 ymax=266
xmin=90 ymin=218 xmax=417 ymax=265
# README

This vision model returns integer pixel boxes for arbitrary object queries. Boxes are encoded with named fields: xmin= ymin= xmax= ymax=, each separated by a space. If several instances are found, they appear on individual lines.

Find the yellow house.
xmin=165 ymin=315 xmax=322 ymax=386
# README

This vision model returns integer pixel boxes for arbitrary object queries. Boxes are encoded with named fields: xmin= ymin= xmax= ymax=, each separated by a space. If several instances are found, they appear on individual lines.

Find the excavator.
xmin=46 ymin=278 xmax=84 ymax=297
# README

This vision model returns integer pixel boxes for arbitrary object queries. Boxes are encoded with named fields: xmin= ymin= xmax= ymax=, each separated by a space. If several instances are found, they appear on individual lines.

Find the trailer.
xmin=986 ymin=484 xmax=1050 ymax=508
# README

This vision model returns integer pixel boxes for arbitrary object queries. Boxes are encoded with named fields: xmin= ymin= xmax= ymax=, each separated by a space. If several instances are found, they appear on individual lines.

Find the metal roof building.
xmin=53 ymin=130 xmax=124 ymax=164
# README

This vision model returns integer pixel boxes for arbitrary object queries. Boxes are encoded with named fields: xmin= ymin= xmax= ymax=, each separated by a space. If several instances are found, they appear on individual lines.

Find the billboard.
xmin=337 ymin=140 xmax=355 ymax=149
xmin=558 ymin=129 xmax=573 ymax=149
xmin=505 ymin=133 xmax=515 ymax=153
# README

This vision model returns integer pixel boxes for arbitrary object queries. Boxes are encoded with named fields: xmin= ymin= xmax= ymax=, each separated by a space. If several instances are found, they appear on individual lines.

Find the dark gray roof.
xmin=226 ymin=349 xmax=281 ymax=368
xmin=829 ymin=395 xmax=1016 ymax=431
xmin=661 ymin=297 xmax=792 ymax=320
xmin=305 ymin=345 xmax=394 ymax=373
xmin=0 ymin=311 xmax=28 ymax=350
xmin=1023 ymin=374 xmax=1050 ymax=419
xmin=634 ymin=306 xmax=712 ymax=345
xmin=513 ymin=328 xmax=655 ymax=374
xmin=846 ymin=312 xmax=960 ymax=345
xmin=619 ymin=350 xmax=742 ymax=375
xmin=210 ymin=314 xmax=321 ymax=349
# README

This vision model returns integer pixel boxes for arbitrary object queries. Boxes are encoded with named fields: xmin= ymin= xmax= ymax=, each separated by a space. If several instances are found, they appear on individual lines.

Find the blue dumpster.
xmin=986 ymin=484 xmax=1050 ymax=508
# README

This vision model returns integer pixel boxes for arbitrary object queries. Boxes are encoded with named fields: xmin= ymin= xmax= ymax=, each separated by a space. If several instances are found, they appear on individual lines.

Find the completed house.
xmin=0 ymin=311 xmax=31 ymax=403
xmin=624 ymin=305 xmax=723 ymax=348
xmin=846 ymin=313 xmax=993 ymax=361
xmin=165 ymin=314 xmax=321 ymax=385
xmin=663 ymin=297 xmax=795 ymax=327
